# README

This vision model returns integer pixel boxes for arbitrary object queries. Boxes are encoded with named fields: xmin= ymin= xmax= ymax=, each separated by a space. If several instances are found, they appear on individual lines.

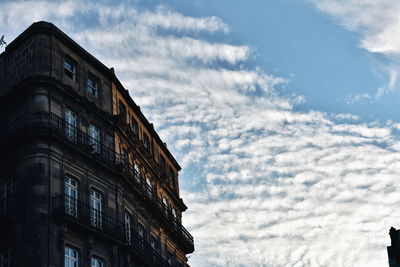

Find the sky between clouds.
xmin=2 ymin=0 xmax=400 ymax=266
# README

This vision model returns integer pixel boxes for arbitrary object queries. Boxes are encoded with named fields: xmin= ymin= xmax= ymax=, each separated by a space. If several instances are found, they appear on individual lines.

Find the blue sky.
xmin=3 ymin=0 xmax=400 ymax=266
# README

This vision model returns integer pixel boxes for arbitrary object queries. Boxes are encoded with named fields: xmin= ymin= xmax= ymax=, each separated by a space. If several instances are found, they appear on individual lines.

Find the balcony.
xmin=53 ymin=194 xmax=123 ymax=241
xmin=53 ymin=195 xmax=172 ymax=267
xmin=1 ymin=112 xmax=117 ymax=167
xmin=121 ymin=165 xmax=194 ymax=252
xmin=114 ymin=115 xmax=163 ymax=174
xmin=1 ymin=111 xmax=194 ymax=252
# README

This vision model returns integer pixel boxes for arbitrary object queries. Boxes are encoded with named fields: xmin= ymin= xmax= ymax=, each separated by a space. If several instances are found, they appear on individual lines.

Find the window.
xmin=0 ymin=248 xmax=11 ymax=267
xmin=160 ymin=156 xmax=166 ymax=172
xmin=88 ymin=124 xmax=100 ymax=153
xmin=118 ymin=101 xmax=126 ymax=122
xmin=64 ymin=109 xmax=77 ymax=142
xmin=120 ymin=149 xmax=128 ymax=168
xmin=150 ymin=235 xmax=156 ymax=250
xmin=64 ymin=58 xmax=75 ymax=81
xmin=134 ymin=163 xmax=140 ymax=175
xmin=137 ymin=223 xmax=145 ymax=252
xmin=162 ymin=198 xmax=169 ymax=217
xmin=172 ymin=209 xmax=177 ymax=219
xmin=124 ymin=212 xmax=131 ymax=245
xmin=91 ymin=257 xmax=104 ymax=267
xmin=167 ymin=252 xmax=173 ymax=265
xmin=133 ymin=163 xmax=141 ymax=182
xmin=146 ymin=177 xmax=153 ymax=197
xmin=138 ymin=223 xmax=144 ymax=239
xmin=150 ymin=234 xmax=157 ymax=262
xmin=64 ymin=177 xmax=78 ymax=217
xmin=168 ymin=168 xmax=176 ymax=186
xmin=143 ymin=133 xmax=150 ymax=151
xmin=64 ymin=246 xmax=78 ymax=267
xmin=146 ymin=177 xmax=152 ymax=188
xmin=90 ymin=189 xmax=102 ymax=229
xmin=172 ymin=208 xmax=178 ymax=227
xmin=130 ymin=116 xmax=138 ymax=135
xmin=87 ymin=75 xmax=98 ymax=97
xmin=4 ymin=180 xmax=14 ymax=199
xmin=3 ymin=179 xmax=14 ymax=215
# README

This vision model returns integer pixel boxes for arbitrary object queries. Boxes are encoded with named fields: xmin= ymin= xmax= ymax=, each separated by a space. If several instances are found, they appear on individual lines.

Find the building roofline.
xmin=7 ymin=21 xmax=181 ymax=170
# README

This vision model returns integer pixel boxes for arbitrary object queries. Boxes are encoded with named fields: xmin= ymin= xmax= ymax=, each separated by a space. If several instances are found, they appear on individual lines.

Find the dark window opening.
xmin=118 ymin=101 xmax=126 ymax=121
xmin=143 ymin=133 xmax=151 ymax=151
xmin=160 ymin=156 xmax=166 ymax=172
xmin=130 ymin=116 xmax=139 ymax=134
xmin=87 ymin=75 xmax=98 ymax=97
xmin=64 ymin=58 xmax=75 ymax=81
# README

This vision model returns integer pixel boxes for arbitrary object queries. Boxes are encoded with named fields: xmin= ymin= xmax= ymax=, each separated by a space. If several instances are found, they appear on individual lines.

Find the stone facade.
xmin=0 ymin=21 xmax=193 ymax=267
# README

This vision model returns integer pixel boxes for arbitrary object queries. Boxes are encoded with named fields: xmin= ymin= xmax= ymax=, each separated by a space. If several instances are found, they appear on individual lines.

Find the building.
xmin=0 ymin=21 xmax=194 ymax=267
xmin=388 ymin=227 xmax=400 ymax=267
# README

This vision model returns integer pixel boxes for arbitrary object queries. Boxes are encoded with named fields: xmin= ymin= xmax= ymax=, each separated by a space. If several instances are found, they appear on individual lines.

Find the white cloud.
xmin=1 ymin=1 xmax=399 ymax=267
xmin=141 ymin=6 xmax=229 ymax=33
xmin=311 ymin=0 xmax=400 ymax=98
xmin=345 ymin=93 xmax=372 ymax=104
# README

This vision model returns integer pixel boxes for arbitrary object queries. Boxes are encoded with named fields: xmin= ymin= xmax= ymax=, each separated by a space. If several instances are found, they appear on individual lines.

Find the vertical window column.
xmin=88 ymin=124 xmax=100 ymax=153
xmin=64 ymin=58 xmax=76 ymax=81
xmin=64 ymin=109 xmax=77 ymax=142
xmin=64 ymin=246 xmax=78 ymax=267
xmin=90 ymin=189 xmax=103 ymax=229
xmin=64 ymin=177 xmax=78 ymax=217
xmin=3 ymin=179 xmax=14 ymax=216
xmin=91 ymin=257 xmax=104 ymax=267
xmin=0 ymin=248 xmax=11 ymax=267
xmin=124 ymin=212 xmax=132 ymax=245
xmin=138 ymin=223 xmax=144 ymax=253
xmin=87 ymin=76 xmax=98 ymax=97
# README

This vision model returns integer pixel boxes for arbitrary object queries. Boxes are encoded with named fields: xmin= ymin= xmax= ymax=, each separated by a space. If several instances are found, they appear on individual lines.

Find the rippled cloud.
xmin=1 ymin=1 xmax=400 ymax=266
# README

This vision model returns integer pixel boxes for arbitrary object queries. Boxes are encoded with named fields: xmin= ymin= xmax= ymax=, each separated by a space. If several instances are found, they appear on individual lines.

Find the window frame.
xmin=64 ymin=176 xmax=78 ymax=217
xmin=87 ymin=74 xmax=98 ymax=97
xmin=91 ymin=256 xmax=104 ymax=267
xmin=64 ymin=57 xmax=76 ymax=81
xmin=64 ymin=108 xmax=77 ymax=142
xmin=160 ymin=156 xmax=166 ymax=172
xmin=150 ymin=234 xmax=157 ymax=250
xmin=137 ymin=222 xmax=145 ymax=239
xmin=118 ymin=100 xmax=127 ymax=122
xmin=130 ymin=116 xmax=139 ymax=135
xmin=90 ymin=188 xmax=103 ymax=229
xmin=124 ymin=211 xmax=132 ymax=245
xmin=0 ymin=247 xmax=12 ymax=267
xmin=143 ymin=133 xmax=151 ymax=152
xmin=88 ymin=124 xmax=101 ymax=153
xmin=64 ymin=246 xmax=79 ymax=267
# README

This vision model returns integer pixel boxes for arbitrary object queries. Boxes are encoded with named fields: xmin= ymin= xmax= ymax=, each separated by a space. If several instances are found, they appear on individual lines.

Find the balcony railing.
xmin=114 ymin=116 xmax=163 ymax=174
xmin=1 ymin=111 xmax=194 ymax=252
xmin=1 ymin=112 xmax=117 ymax=166
xmin=121 ymin=164 xmax=194 ymax=251
xmin=54 ymin=194 xmax=123 ymax=240
xmin=53 ymin=195 xmax=171 ymax=266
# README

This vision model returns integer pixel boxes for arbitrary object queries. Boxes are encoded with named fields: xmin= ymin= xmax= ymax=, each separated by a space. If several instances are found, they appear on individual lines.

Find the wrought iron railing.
xmin=121 ymin=164 xmax=194 ymax=250
xmin=1 ymin=111 xmax=194 ymax=251
xmin=53 ymin=195 xmax=170 ymax=266
xmin=54 ymin=194 xmax=122 ymax=239
xmin=114 ymin=116 xmax=163 ymax=174
xmin=1 ymin=111 xmax=117 ymax=166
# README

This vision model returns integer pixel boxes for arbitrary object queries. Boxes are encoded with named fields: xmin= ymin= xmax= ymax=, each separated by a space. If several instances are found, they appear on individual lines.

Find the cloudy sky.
xmin=3 ymin=0 xmax=400 ymax=266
